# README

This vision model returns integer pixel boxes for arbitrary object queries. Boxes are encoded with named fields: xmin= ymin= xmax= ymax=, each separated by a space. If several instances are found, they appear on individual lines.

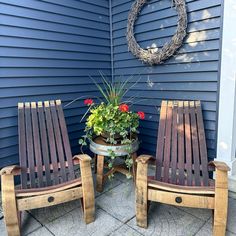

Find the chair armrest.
xmin=0 ymin=165 xmax=21 ymax=176
xmin=73 ymin=154 xmax=92 ymax=163
xmin=208 ymin=161 xmax=231 ymax=172
xmin=136 ymin=155 xmax=153 ymax=164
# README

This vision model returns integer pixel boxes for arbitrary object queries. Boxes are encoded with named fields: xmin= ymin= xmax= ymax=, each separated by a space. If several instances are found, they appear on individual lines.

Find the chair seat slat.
xmin=163 ymin=101 xmax=173 ymax=182
xmin=196 ymin=101 xmax=209 ymax=185
xmin=50 ymin=101 xmax=67 ymax=183
xmin=18 ymin=103 xmax=28 ymax=189
xmin=56 ymin=100 xmax=75 ymax=180
xmin=177 ymin=101 xmax=185 ymax=185
xmin=44 ymin=101 xmax=60 ymax=185
xmin=25 ymin=103 xmax=36 ymax=188
xmin=38 ymin=102 xmax=52 ymax=186
xmin=170 ymin=102 xmax=178 ymax=184
xmin=189 ymin=101 xmax=201 ymax=186
xmin=184 ymin=101 xmax=192 ymax=186
xmin=155 ymin=101 xmax=168 ymax=180
xmin=31 ymin=102 xmax=44 ymax=187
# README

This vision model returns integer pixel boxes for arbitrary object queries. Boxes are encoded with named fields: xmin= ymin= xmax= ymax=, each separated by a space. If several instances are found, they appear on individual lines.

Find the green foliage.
xmin=86 ymin=103 xmax=139 ymax=143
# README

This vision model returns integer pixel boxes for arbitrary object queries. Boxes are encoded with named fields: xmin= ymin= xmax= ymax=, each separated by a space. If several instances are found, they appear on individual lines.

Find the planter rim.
xmin=89 ymin=136 xmax=139 ymax=156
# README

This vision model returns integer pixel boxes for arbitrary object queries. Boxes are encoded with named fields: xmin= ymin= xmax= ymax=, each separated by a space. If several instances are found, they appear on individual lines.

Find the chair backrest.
xmin=18 ymin=100 xmax=75 ymax=189
xmin=155 ymin=100 xmax=209 ymax=186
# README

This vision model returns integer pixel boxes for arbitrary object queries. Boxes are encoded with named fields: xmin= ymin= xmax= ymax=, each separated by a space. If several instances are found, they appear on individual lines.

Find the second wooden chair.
xmin=0 ymin=100 xmax=95 ymax=236
xmin=136 ymin=100 xmax=230 ymax=236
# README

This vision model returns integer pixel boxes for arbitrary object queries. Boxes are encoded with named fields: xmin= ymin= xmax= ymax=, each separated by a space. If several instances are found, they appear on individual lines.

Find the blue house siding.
xmin=0 ymin=0 xmax=223 ymax=167
xmin=111 ymin=0 xmax=222 ymax=160
xmin=0 ymin=0 xmax=111 ymax=167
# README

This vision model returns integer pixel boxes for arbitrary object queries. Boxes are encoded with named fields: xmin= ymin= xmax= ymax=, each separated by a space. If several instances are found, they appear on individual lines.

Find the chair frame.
xmin=135 ymin=100 xmax=230 ymax=236
xmin=0 ymin=100 xmax=95 ymax=236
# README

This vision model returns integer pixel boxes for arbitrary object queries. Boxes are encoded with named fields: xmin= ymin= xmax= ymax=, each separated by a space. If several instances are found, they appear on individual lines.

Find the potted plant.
xmin=79 ymin=74 xmax=145 ymax=177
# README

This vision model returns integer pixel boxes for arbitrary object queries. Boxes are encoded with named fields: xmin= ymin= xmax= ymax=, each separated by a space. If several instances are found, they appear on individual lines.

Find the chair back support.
xmin=155 ymin=100 xmax=209 ymax=186
xmin=18 ymin=100 xmax=75 ymax=189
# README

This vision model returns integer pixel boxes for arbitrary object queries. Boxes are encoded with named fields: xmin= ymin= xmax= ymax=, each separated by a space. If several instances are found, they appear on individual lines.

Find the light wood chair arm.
xmin=136 ymin=155 xmax=153 ymax=164
xmin=208 ymin=161 xmax=231 ymax=172
xmin=0 ymin=165 xmax=21 ymax=176
xmin=73 ymin=154 xmax=92 ymax=163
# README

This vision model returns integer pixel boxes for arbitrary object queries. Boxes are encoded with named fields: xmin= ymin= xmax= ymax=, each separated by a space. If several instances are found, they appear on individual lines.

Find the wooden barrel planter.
xmin=89 ymin=136 xmax=139 ymax=156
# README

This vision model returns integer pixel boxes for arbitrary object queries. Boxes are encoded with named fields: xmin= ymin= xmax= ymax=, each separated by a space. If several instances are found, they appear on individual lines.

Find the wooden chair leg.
xmin=1 ymin=174 xmax=21 ymax=236
xmin=131 ymin=152 xmax=137 ymax=183
xmin=96 ymin=155 xmax=104 ymax=192
xmin=213 ymin=169 xmax=228 ymax=236
xmin=94 ymin=154 xmax=97 ymax=174
xmin=80 ymin=155 xmax=95 ymax=224
xmin=136 ymin=156 xmax=149 ymax=228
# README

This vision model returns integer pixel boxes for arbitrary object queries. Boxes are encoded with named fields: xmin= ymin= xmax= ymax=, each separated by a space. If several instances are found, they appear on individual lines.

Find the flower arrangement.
xmin=79 ymin=74 xmax=145 ymax=177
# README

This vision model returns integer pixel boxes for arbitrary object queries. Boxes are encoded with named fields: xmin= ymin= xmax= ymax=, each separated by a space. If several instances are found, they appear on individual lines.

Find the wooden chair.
xmin=136 ymin=100 xmax=230 ymax=236
xmin=0 ymin=100 xmax=95 ymax=236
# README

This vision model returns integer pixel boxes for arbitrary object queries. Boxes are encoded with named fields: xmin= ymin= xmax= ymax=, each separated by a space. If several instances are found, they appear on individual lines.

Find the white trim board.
xmin=217 ymin=0 xmax=236 ymax=191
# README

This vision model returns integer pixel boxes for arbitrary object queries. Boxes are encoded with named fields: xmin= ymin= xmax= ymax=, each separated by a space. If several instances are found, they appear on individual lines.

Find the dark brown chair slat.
xmin=56 ymin=100 xmax=75 ymax=180
xmin=155 ymin=101 xmax=167 ymax=180
xmin=170 ymin=101 xmax=178 ymax=184
xmin=177 ymin=101 xmax=185 ymax=185
xmin=189 ymin=101 xmax=201 ymax=186
xmin=37 ymin=102 xmax=52 ymax=186
xmin=31 ymin=102 xmax=44 ymax=187
xmin=184 ymin=101 xmax=193 ymax=186
xmin=25 ymin=103 xmax=36 ymax=188
xmin=44 ymin=101 xmax=60 ymax=185
xmin=195 ymin=101 xmax=209 ymax=186
xmin=49 ymin=101 xmax=67 ymax=183
xmin=163 ymin=101 xmax=173 ymax=182
xmin=18 ymin=103 xmax=28 ymax=189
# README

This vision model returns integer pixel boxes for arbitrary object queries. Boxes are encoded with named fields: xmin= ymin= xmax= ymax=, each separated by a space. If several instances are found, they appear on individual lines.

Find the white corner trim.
xmin=217 ymin=0 xmax=236 ymax=179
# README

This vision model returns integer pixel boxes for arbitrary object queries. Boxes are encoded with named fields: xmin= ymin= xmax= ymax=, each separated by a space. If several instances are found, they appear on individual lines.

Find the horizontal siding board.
xmin=0 ymin=48 xmax=111 ymax=61
xmin=126 ymin=81 xmax=218 ymax=92
xmin=0 ymin=36 xmax=111 ymax=54
xmin=112 ymin=0 xmax=221 ymax=19
xmin=0 ymin=58 xmax=111 ymax=68
xmin=114 ymin=29 xmax=220 ymax=52
xmin=0 ymin=76 xmax=106 ymax=88
xmin=125 ymin=90 xmax=217 ymax=102
xmin=41 ymin=0 xmax=109 ymax=13
xmin=0 ymin=26 xmax=110 ymax=45
xmin=113 ymin=15 xmax=221 ymax=39
xmin=112 ymin=0 xmax=222 ymax=161
xmin=114 ymin=42 xmax=219 ymax=61
xmin=113 ymin=6 xmax=221 ymax=30
xmin=114 ymin=27 xmax=220 ymax=46
xmin=114 ymin=61 xmax=219 ymax=74
xmin=0 ymin=3 xmax=109 ymax=24
xmin=0 ymin=68 xmax=111 ymax=78
xmin=114 ymin=51 xmax=219 ymax=67
xmin=0 ymin=84 xmax=103 ymax=98
xmin=0 ymin=0 xmax=111 ymax=167
xmin=0 ymin=14 xmax=109 ymax=34
xmin=0 ymin=0 xmax=108 ymax=17
xmin=115 ymin=72 xmax=218 ymax=82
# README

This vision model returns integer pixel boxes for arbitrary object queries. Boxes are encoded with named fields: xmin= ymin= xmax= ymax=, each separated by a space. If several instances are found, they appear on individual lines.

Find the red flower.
xmin=119 ymin=104 xmax=129 ymax=112
xmin=84 ymin=99 xmax=93 ymax=106
xmin=137 ymin=111 xmax=145 ymax=120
